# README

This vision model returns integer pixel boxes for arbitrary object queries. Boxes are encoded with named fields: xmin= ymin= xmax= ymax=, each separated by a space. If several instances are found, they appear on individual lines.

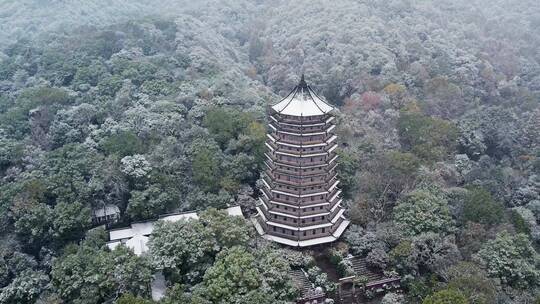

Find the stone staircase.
xmin=289 ymin=269 xmax=313 ymax=295
xmin=350 ymin=257 xmax=383 ymax=281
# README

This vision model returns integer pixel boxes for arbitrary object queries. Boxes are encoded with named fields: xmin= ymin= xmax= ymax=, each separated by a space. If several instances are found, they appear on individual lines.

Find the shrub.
xmin=422 ymin=289 xmax=469 ymax=304
xmin=461 ymin=186 xmax=503 ymax=225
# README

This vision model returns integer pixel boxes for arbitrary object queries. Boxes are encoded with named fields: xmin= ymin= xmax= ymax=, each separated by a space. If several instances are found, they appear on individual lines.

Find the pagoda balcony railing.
xmin=265 ymin=159 xmax=327 ymax=173
xmin=271 ymin=124 xmax=328 ymax=134
xmin=266 ymin=153 xmax=332 ymax=167
xmin=259 ymin=216 xmax=345 ymax=242
xmin=264 ymin=164 xmax=330 ymax=179
xmin=271 ymin=117 xmax=336 ymax=131
xmin=269 ymin=217 xmax=334 ymax=229
xmin=267 ymin=133 xmax=337 ymax=148
xmin=265 ymin=227 xmax=299 ymax=241
xmin=260 ymin=184 xmax=341 ymax=203
xmin=268 ymin=228 xmax=330 ymax=241
xmin=263 ymin=176 xmax=337 ymax=196
xmin=269 ymin=122 xmax=333 ymax=134
xmin=267 ymin=140 xmax=337 ymax=155
xmin=266 ymin=169 xmax=337 ymax=183
xmin=270 ymin=133 xmax=332 ymax=146
xmin=260 ymin=185 xmax=341 ymax=207
xmin=271 ymin=125 xmax=336 ymax=137
xmin=270 ymin=175 xmax=337 ymax=187
xmin=259 ymin=195 xmax=342 ymax=217
xmin=270 ymin=185 xmax=328 ymax=196
xmin=270 ymin=158 xmax=328 ymax=168
xmin=271 ymin=132 xmax=335 ymax=146
xmin=261 ymin=225 xmax=338 ymax=242
xmin=270 ymin=113 xmax=330 ymax=125
xmin=260 ymin=193 xmax=342 ymax=216
xmin=264 ymin=213 xmax=333 ymax=228
xmin=295 ymin=206 xmax=335 ymax=218
xmin=265 ymin=160 xmax=337 ymax=177
xmin=261 ymin=205 xmax=343 ymax=226
xmin=261 ymin=205 xmax=328 ymax=218
xmin=265 ymin=172 xmax=338 ymax=187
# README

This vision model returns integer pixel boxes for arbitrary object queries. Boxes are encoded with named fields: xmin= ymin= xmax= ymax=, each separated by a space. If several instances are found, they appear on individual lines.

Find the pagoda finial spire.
xmin=298 ymin=74 xmax=307 ymax=89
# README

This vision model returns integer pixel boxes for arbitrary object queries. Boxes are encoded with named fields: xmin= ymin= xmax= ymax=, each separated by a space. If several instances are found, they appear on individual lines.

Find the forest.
xmin=0 ymin=0 xmax=538 ymax=303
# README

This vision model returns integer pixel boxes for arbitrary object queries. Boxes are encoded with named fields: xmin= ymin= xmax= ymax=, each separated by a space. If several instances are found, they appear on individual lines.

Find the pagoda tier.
xmin=252 ymin=76 xmax=350 ymax=247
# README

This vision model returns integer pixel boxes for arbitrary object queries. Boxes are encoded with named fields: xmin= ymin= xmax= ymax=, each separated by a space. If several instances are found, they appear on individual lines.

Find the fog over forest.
xmin=0 ymin=1 xmax=538 ymax=303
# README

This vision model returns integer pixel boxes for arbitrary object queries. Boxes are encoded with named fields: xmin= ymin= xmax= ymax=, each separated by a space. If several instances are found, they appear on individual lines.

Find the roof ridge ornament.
xmin=298 ymin=74 xmax=308 ymax=89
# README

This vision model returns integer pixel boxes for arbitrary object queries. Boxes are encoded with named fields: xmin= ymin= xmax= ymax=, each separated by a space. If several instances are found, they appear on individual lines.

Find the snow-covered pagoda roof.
xmin=272 ymin=75 xmax=334 ymax=117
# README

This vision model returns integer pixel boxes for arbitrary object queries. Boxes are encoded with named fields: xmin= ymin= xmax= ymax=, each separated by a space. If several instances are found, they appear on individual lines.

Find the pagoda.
xmin=252 ymin=75 xmax=350 ymax=247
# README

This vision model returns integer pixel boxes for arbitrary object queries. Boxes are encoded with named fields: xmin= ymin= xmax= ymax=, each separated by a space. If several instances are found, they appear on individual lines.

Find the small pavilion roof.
xmin=272 ymin=75 xmax=334 ymax=117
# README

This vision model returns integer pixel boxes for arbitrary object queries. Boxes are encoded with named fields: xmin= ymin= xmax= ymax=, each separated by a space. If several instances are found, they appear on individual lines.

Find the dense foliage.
xmin=0 ymin=0 xmax=538 ymax=303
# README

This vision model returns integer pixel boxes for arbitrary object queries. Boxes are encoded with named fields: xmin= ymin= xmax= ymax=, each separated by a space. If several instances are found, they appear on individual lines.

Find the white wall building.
xmin=106 ymin=206 xmax=243 ymax=255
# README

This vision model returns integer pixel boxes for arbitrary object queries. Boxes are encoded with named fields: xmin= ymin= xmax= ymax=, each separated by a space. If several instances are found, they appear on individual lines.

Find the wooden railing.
xmin=266 ymin=172 xmax=338 ymax=187
xmin=260 ymin=203 xmax=342 ymax=226
xmin=269 ymin=122 xmax=329 ymax=134
xmin=260 ymin=186 xmax=341 ymax=206
xmin=265 ymin=160 xmax=333 ymax=176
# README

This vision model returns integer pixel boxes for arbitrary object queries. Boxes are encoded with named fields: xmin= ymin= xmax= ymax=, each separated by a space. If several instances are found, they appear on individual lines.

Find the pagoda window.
xmin=284 ymin=207 xmax=288 ymax=210
xmin=273 ymin=226 xmax=276 ymax=231
xmin=293 ymin=219 xmax=297 ymax=223
xmin=302 ymin=219 xmax=305 ymax=224
xmin=284 ymin=217 xmax=287 ymax=221
xmin=311 ymin=207 xmax=315 ymax=211
xmin=291 ymin=231 xmax=295 ymax=236
xmin=303 ymin=231 xmax=307 ymax=236
xmin=322 ymin=228 xmax=326 ymax=233
xmin=312 ymin=218 xmax=315 ymax=222
xmin=312 ymin=230 xmax=316 ymax=235
xmin=282 ymin=228 xmax=286 ymax=233
xmin=274 ymin=214 xmax=277 ymax=219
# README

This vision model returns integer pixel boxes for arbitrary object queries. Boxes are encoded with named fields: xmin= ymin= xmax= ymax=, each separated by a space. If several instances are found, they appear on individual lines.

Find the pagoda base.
xmin=251 ymin=216 xmax=350 ymax=247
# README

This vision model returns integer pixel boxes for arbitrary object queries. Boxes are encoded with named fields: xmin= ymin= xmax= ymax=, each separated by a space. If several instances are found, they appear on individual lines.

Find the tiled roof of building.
xmin=92 ymin=204 xmax=120 ymax=218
